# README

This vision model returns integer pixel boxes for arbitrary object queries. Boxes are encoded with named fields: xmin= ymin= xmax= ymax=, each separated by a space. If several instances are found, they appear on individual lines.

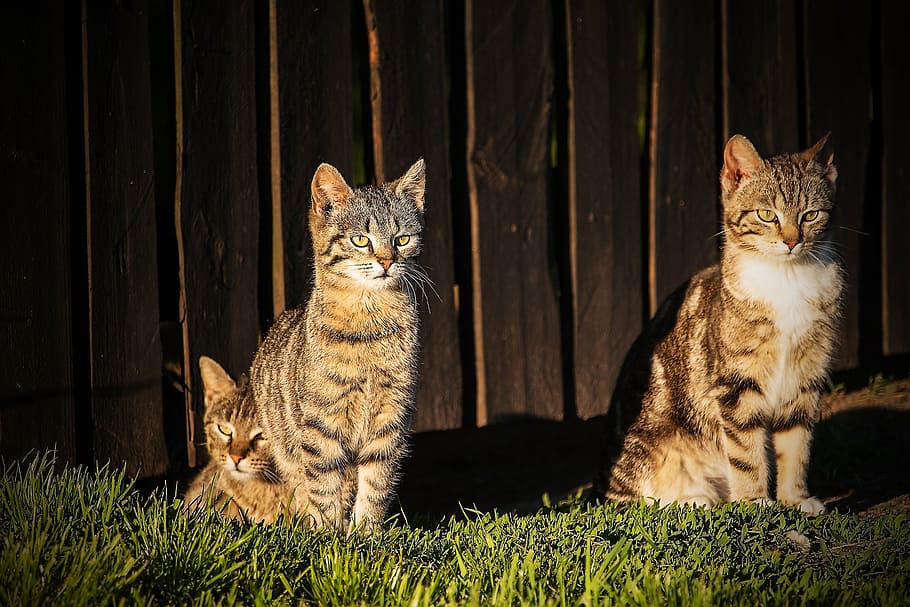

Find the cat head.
xmin=198 ymin=356 xmax=278 ymax=483
xmin=308 ymin=159 xmax=427 ymax=292
xmin=720 ymin=133 xmax=837 ymax=262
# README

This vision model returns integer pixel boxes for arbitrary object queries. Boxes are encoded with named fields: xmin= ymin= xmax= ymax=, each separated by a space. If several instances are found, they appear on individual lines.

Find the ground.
xmin=396 ymin=378 xmax=910 ymax=521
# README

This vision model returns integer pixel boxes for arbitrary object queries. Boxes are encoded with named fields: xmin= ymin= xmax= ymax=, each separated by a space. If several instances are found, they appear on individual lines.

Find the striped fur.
xmin=605 ymin=134 xmax=843 ymax=515
xmin=184 ymin=356 xmax=290 ymax=523
xmin=250 ymin=160 xmax=427 ymax=533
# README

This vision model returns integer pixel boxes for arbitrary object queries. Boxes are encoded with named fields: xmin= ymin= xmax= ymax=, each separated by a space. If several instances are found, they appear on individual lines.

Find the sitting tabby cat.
xmin=604 ymin=133 xmax=842 ymax=515
xmin=250 ymin=159 xmax=427 ymax=533
xmin=184 ymin=356 xmax=290 ymax=523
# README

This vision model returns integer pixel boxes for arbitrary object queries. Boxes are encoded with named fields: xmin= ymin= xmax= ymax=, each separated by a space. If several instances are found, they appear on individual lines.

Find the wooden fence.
xmin=2 ymin=0 xmax=908 ymax=478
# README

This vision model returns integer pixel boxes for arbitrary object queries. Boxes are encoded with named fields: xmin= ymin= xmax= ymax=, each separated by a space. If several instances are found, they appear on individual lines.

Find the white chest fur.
xmin=731 ymin=254 xmax=841 ymax=406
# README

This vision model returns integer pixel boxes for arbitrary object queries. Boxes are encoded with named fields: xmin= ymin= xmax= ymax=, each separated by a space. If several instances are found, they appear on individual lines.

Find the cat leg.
xmin=719 ymin=388 xmax=772 ymax=503
xmin=350 ymin=452 xmax=400 ymax=533
xmin=772 ymin=393 xmax=824 ymax=515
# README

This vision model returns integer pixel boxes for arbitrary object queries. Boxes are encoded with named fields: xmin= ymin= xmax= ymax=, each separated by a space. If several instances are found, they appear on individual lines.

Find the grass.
xmin=1 ymin=453 xmax=909 ymax=606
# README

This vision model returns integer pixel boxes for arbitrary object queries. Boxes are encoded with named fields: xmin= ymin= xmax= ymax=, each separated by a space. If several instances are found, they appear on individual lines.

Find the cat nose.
xmin=378 ymin=258 xmax=393 ymax=270
xmin=784 ymin=239 xmax=799 ymax=251
xmin=229 ymin=453 xmax=242 ymax=465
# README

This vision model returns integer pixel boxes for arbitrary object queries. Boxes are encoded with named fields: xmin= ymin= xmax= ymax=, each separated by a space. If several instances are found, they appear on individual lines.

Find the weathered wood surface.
xmin=649 ymin=0 xmax=719 ymax=312
xmin=175 ymin=0 xmax=261 ymax=463
xmin=0 ymin=2 xmax=76 ymax=463
xmin=804 ymin=0 xmax=871 ymax=368
xmin=365 ymin=0 xmax=463 ymax=430
xmin=565 ymin=0 xmax=643 ymax=419
xmin=880 ymin=0 xmax=910 ymax=356
xmin=272 ymin=0 xmax=354 ymax=312
xmin=83 ymin=0 xmax=168 ymax=476
xmin=465 ymin=0 xmax=563 ymax=424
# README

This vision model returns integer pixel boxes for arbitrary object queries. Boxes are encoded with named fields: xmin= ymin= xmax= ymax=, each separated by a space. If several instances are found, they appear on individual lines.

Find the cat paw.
xmin=746 ymin=497 xmax=774 ymax=507
xmin=796 ymin=496 xmax=826 ymax=516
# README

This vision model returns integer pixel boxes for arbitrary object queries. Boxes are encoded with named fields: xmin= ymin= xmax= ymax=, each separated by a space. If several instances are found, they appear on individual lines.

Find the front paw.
xmin=746 ymin=497 xmax=774 ymax=507
xmin=796 ymin=496 xmax=826 ymax=516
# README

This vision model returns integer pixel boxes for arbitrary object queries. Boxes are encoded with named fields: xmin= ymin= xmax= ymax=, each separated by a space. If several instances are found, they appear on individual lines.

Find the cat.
xmin=249 ymin=159 xmax=427 ymax=533
xmin=183 ymin=356 xmax=290 ymax=523
xmin=603 ymin=133 xmax=842 ymax=515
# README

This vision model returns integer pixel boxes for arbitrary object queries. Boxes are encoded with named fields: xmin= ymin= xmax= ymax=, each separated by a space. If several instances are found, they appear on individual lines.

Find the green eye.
xmin=756 ymin=209 xmax=777 ymax=222
xmin=802 ymin=210 xmax=819 ymax=222
xmin=217 ymin=424 xmax=233 ymax=436
xmin=351 ymin=234 xmax=369 ymax=247
xmin=395 ymin=235 xmax=410 ymax=246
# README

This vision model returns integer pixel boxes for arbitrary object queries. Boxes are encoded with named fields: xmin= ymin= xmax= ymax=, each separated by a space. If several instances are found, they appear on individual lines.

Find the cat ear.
xmin=391 ymin=158 xmax=426 ymax=213
xmin=198 ymin=356 xmax=236 ymax=410
xmin=721 ymin=135 xmax=762 ymax=194
xmin=311 ymin=163 xmax=354 ymax=217
xmin=801 ymin=132 xmax=837 ymax=186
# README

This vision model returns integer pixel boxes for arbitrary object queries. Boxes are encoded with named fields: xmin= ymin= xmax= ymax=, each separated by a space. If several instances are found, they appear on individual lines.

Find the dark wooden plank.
xmin=465 ymin=0 xmax=562 ymax=424
xmin=0 ymin=2 xmax=76 ymax=463
xmin=365 ymin=0 xmax=463 ymax=431
xmin=722 ymin=0 xmax=800 ymax=152
xmin=273 ymin=0 xmax=354 ymax=311
xmin=649 ymin=0 xmax=719 ymax=312
xmin=804 ymin=0 xmax=871 ymax=369
xmin=82 ymin=0 xmax=168 ymax=476
xmin=175 ymin=0 xmax=261 ymax=464
xmin=881 ymin=0 xmax=910 ymax=355
xmin=565 ymin=0 xmax=643 ymax=419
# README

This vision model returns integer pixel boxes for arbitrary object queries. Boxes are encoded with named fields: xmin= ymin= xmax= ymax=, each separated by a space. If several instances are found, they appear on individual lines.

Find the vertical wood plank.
xmin=649 ymin=0 xmax=719 ymax=312
xmin=465 ymin=0 xmax=563 ymax=424
xmin=804 ymin=0 xmax=871 ymax=368
xmin=273 ymin=0 xmax=354 ymax=311
xmin=82 ymin=0 xmax=168 ymax=476
xmin=722 ymin=0 xmax=800 ymax=152
xmin=175 ymin=0 xmax=261 ymax=463
xmin=565 ymin=0 xmax=643 ymax=419
xmin=364 ymin=0 xmax=463 ymax=430
xmin=0 ymin=2 xmax=76 ymax=463
xmin=881 ymin=0 xmax=910 ymax=356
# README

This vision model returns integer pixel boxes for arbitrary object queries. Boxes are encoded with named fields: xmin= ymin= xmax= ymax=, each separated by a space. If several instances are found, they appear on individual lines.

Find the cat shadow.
xmin=395 ymin=416 xmax=607 ymax=525
xmin=810 ymin=405 xmax=910 ymax=512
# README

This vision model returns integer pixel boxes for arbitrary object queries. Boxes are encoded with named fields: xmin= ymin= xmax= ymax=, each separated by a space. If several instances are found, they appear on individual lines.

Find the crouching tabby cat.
xmin=604 ymin=134 xmax=842 ymax=515
xmin=250 ymin=159 xmax=427 ymax=533
xmin=184 ymin=356 xmax=290 ymax=523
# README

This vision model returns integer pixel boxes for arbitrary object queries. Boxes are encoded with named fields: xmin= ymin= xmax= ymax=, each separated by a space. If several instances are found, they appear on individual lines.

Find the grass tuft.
xmin=1 ymin=452 xmax=908 ymax=606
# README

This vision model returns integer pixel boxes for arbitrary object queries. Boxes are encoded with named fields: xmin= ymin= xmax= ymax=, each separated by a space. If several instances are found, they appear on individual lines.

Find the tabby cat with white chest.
xmin=184 ymin=356 xmax=290 ymax=523
xmin=250 ymin=159 xmax=427 ymax=533
xmin=604 ymin=134 xmax=842 ymax=514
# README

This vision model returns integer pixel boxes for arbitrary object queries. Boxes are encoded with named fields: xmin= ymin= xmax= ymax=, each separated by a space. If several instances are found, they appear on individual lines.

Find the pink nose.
xmin=229 ymin=453 xmax=242 ymax=465
xmin=784 ymin=239 xmax=798 ymax=251
xmin=378 ymin=258 xmax=393 ymax=270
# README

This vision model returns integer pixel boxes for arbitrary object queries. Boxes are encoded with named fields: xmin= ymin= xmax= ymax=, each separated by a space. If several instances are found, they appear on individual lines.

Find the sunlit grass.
xmin=1 ymin=452 xmax=908 ymax=606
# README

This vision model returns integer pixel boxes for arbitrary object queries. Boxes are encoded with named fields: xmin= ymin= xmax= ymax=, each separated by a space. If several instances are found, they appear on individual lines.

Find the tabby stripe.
xmin=770 ymin=409 xmax=813 ymax=433
xmin=717 ymin=374 xmax=762 ymax=409
xmin=304 ymin=416 xmax=343 ymax=441
xmin=320 ymin=233 xmax=346 ymax=257
xmin=800 ymin=375 xmax=828 ymax=395
xmin=722 ymin=425 xmax=746 ymax=449
xmin=326 ymin=254 xmax=346 ymax=267
xmin=728 ymin=456 xmax=756 ymax=473
xmin=312 ymin=457 xmax=348 ymax=474
xmin=315 ymin=322 xmax=399 ymax=344
xmin=308 ymin=486 xmax=337 ymax=498
xmin=721 ymin=408 xmax=765 ymax=431
xmin=357 ymin=449 xmax=396 ymax=465
xmin=299 ymin=441 xmax=322 ymax=458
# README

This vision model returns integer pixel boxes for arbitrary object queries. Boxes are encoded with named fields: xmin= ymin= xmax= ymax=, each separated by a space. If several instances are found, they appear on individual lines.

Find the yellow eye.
xmin=351 ymin=234 xmax=370 ymax=247
xmin=756 ymin=209 xmax=777 ymax=222
xmin=802 ymin=210 xmax=819 ymax=222
xmin=217 ymin=424 xmax=233 ymax=436
xmin=395 ymin=235 xmax=410 ymax=247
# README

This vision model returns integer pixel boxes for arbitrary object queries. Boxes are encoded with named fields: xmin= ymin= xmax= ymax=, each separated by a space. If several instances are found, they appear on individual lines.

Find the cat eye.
xmin=351 ymin=234 xmax=370 ymax=247
xmin=395 ymin=235 xmax=410 ymax=247
xmin=216 ymin=424 xmax=233 ymax=437
xmin=756 ymin=209 xmax=778 ymax=222
xmin=251 ymin=432 xmax=265 ymax=442
xmin=802 ymin=210 xmax=820 ymax=222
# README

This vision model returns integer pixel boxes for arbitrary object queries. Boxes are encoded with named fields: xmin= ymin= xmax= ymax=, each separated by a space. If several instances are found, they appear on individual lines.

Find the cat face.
xmin=309 ymin=160 xmax=428 ymax=293
xmin=720 ymin=134 xmax=837 ymax=262
xmin=198 ymin=356 xmax=278 ymax=483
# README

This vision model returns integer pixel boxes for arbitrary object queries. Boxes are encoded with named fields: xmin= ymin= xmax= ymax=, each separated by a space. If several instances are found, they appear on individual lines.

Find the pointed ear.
xmin=311 ymin=163 xmax=354 ymax=217
xmin=198 ymin=356 xmax=236 ymax=410
xmin=391 ymin=158 xmax=426 ymax=212
xmin=721 ymin=134 xmax=762 ymax=194
xmin=801 ymin=132 xmax=837 ymax=185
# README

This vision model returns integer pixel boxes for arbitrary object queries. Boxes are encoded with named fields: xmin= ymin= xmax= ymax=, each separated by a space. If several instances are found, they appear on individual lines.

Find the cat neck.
xmin=312 ymin=271 xmax=413 ymax=315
